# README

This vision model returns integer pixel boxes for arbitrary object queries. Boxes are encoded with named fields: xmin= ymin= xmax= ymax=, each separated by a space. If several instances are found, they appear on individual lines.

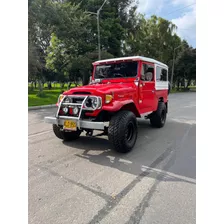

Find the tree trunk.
xmin=30 ymin=82 xmax=34 ymax=91
xmin=83 ymin=72 xmax=90 ymax=86
xmin=177 ymin=78 xmax=180 ymax=91
xmin=187 ymin=79 xmax=191 ymax=88
xmin=48 ymin=82 xmax=52 ymax=89
xmin=60 ymin=82 xmax=64 ymax=88
xmin=38 ymin=80 xmax=43 ymax=93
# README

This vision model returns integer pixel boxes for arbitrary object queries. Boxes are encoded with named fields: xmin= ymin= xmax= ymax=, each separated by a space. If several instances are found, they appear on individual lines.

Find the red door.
xmin=138 ymin=62 xmax=156 ymax=114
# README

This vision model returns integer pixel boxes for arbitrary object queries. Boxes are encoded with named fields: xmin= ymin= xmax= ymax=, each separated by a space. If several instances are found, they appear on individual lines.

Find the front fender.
xmin=102 ymin=99 xmax=134 ymax=111
xmin=102 ymin=99 xmax=141 ymax=117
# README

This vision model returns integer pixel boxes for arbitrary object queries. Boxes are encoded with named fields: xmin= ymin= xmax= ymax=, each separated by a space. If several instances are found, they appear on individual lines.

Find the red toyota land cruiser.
xmin=44 ymin=56 xmax=169 ymax=153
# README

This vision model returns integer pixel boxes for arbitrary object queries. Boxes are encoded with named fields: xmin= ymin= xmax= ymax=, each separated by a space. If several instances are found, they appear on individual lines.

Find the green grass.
xmin=170 ymin=86 xmax=196 ymax=93
xmin=28 ymin=82 xmax=82 ymax=107
xmin=189 ymin=86 xmax=196 ymax=91
xmin=28 ymin=88 xmax=62 ymax=107
xmin=28 ymin=83 xmax=78 ymax=89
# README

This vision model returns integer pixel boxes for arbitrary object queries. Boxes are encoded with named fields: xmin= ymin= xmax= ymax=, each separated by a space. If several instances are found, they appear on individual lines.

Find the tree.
xmin=174 ymin=47 xmax=196 ymax=89
xmin=45 ymin=1 xmax=117 ymax=84
xmin=45 ymin=2 xmax=94 ymax=84
xmin=45 ymin=33 xmax=69 ymax=82
xmin=28 ymin=0 xmax=59 ymax=92
xmin=68 ymin=0 xmax=137 ymax=57
xmin=124 ymin=15 xmax=181 ymax=64
xmin=29 ymin=0 xmax=195 ymax=90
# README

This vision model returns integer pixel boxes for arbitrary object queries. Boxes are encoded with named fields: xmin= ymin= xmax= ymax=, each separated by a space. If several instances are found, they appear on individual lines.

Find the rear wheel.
xmin=108 ymin=111 xmax=138 ymax=153
xmin=150 ymin=102 xmax=167 ymax=128
xmin=53 ymin=124 xmax=81 ymax=141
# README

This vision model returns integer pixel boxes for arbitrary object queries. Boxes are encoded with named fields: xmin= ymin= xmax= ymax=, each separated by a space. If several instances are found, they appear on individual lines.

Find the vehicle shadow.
xmin=61 ymin=118 xmax=196 ymax=183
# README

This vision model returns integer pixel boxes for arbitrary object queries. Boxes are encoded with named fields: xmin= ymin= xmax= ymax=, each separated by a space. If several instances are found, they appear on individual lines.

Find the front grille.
xmin=72 ymin=98 xmax=85 ymax=104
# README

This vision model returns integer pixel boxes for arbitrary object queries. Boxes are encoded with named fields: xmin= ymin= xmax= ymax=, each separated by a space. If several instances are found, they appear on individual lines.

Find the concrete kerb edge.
xmin=28 ymin=104 xmax=57 ymax=111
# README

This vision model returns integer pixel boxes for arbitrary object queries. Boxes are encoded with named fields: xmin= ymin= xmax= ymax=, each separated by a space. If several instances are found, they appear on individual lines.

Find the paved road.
xmin=29 ymin=92 xmax=196 ymax=224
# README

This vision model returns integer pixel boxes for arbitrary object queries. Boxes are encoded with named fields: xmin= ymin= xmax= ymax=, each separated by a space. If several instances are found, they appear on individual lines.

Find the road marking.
xmin=141 ymin=166 xmax=196 ymax=184
xmin=88 ymin=146 xmax=174 ymax=224
xmin=28 ymin=120 xmax=44 ymax=126
xmin=169 ymin=117 xmax=196 ymax=125
xmin=28 ymin=130 xmax=52 ymax=138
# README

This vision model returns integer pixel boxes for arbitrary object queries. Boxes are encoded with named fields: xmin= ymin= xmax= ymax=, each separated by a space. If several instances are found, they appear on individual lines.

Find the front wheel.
xmin=52 ymin=124 xmax=81 ymax=141
xmin=108 ymin=111 xmax=138 ymax=153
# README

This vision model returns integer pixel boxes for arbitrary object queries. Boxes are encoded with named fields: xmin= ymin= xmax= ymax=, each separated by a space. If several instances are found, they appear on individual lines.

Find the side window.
xmin=161 ymin=69 xmax=167 ymax=81
xmin=141 ymin=63 xmax=154 ymax=81
xmin=156 ymin=67 xmax=168 ymax=81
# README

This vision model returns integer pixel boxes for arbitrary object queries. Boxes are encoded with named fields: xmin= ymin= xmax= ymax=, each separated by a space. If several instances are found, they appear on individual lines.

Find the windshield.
xmin=94 ymin=61 xmax=138 ymax=79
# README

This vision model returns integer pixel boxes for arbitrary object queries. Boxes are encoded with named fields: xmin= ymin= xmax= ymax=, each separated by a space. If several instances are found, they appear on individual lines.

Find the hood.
xmin=64 ymin=81 xmax=137 ymax=96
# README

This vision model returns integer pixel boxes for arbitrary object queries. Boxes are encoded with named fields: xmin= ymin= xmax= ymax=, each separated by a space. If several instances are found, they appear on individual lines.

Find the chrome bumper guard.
xmin=44 ymin=116 xmax=105 ymax=130
xmin=44 ymin=94 xmax=105 ymax=130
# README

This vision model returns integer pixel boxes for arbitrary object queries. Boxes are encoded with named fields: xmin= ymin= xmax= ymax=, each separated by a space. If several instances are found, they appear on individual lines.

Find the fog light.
xmin=73 ymin=106 xmax=79 ymax=115
xmin=62 ymin=107 xmax=69 ymax=114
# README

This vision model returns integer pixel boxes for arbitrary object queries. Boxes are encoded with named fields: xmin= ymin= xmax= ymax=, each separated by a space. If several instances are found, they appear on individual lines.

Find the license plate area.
xmin=63 ymin=120 xmax=77 ymax=131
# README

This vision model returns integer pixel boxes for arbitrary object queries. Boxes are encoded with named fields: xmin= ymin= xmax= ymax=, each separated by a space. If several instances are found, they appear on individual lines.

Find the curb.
xmin=28 ymin=104 xmax=57 ymax=111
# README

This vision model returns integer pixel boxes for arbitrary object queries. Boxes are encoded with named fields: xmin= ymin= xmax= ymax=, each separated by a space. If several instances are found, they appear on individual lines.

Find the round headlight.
xmin=73 ymin=106 xmax=79 ymax=115
xmin=62 ymin=107 xmax=69 ymax=114
xmin=64 ymin=97 xmax=72 ymax=104
xmin=84 ymin=97 xmax=101 ymax=110
xmin=91 ymin=98 xmax=98 ymax=110
xmin=85 ymin=98 xmax=92 ymax=108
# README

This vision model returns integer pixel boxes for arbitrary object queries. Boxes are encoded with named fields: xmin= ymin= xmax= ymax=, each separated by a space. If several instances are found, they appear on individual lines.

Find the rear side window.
xmin=141 ymin=63 xmax=154 ymax=81
xmin=156 ymin=67 xmax=168 ymax=81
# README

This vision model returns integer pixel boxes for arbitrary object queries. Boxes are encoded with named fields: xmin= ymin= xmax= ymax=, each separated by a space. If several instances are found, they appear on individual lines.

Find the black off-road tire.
xmin=150 ymin=102 xmax=167 ymax=128
xmin=52 ymin=124 xmax=81 ymax=141
xmin=108 ymin=111 xmax=138 ymax=153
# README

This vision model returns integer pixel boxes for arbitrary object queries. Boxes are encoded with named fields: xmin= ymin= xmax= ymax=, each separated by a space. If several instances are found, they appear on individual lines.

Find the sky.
xmin=136 ymin=0 xmax=196 ymax=47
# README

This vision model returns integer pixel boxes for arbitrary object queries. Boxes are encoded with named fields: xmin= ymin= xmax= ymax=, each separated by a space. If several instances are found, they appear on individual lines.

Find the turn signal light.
xmin=58 ymin=94 xmax=64 ymax=104
xmin=105 ymin=94 xmax=113 ymax=104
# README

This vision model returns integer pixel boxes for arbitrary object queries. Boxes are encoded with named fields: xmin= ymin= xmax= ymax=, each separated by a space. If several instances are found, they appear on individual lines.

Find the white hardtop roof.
xmin=93 ymin=56 xmax=168 ymax=68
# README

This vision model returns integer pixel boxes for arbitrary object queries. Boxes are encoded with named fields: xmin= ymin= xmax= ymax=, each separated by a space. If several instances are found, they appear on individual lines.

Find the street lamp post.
xmin=85 ymin=0 xmax=107 ymax=60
